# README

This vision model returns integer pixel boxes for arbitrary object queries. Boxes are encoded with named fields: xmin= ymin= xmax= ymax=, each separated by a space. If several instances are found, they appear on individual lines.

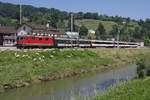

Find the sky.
xmin=0 ymin=0 xmax=150 ymax=20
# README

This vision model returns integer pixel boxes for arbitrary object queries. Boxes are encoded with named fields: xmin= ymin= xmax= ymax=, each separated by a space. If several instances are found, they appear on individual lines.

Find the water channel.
xmin=0 ymin=64 xmax=137 ymax=100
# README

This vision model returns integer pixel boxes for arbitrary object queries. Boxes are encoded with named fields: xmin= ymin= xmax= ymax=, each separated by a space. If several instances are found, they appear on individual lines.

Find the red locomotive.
xmin=16 ymin=35 xmax=55 ymax=48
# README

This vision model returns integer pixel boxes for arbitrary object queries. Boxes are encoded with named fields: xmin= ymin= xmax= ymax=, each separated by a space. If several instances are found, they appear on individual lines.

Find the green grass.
xmin=95 ymin=78 xmax=150 ymax=100
xmin=65 ymin=19 xmax=139 ymax=34
xmin=0 ymin=49 xmax=97 ymax=84
xmin=75 ymin=19 xmax=139 ymax=33
xmin=75 ymin=19 xmax=116 ymax=33
xmin=0 ymin=48 xmax=149 ymax=92
xmin=93 ymin=49 xmax=150 ymax=100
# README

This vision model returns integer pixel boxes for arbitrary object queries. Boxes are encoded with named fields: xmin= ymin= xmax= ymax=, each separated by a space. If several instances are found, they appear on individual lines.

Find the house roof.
xmin=25 ymin=23 xmax=59 ymax=31
xmin=25 ymin=23 xmax=48 ymax=30
xmin=0 ymin=26 xmax=16 ymax=34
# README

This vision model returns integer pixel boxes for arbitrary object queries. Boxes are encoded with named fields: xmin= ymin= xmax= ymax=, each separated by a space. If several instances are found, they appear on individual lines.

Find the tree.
xmin=95 ymin=23 xmax=106 ymax=40
xmin=75 ymin=12 xmax=84 ymax=19
xmin=57 ymin=19 xmax=66 ymax=29
xmin=92 ymin=13 xmax=99 ymax=19
xmin=110 ymin=24 xmax=118 ymax=38
xmin=128 ymin=29 xmax=135 ymax=42
xmin=79 ymin=25 xmax=88 ymax=38
xmin=49 ymin=12 xmax=59 ymax=28
xmin=74 ymin=25 xmax=80 ymax=32
xmin=144 ymin=37 xmax=150 ymax=46
xmin=119 ymin=25 xmax=128 ymax=41
xmin=84 ymin=12 xmax=93 ymax=19
xmin=132 ymin=27 xmax=142 ymax=40
xmin=113 ymin=16 xmax=123 ymax=24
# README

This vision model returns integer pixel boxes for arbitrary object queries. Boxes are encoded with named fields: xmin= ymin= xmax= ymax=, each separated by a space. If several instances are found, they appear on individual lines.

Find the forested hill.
xmin=0 ymin=1 xmax=136 ymax=27
xmin=0 ymin=1 xmax=150 ymax=45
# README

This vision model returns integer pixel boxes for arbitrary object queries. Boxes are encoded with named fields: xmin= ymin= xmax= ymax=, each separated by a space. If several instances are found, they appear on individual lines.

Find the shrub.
xmin=136 ymin=59 xmax=146 ymax=79
xmin=146 ymin=67 xmax=150 ymax=76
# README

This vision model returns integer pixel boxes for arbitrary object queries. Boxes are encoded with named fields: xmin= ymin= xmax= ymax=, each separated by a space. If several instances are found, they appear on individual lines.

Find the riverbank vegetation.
xmin=94 ymin=52 xmax=150 ymax=100
xmin=95 ymin=77 xmax=150 ymax=100
xmin=0 ymin=48 xmax=150 ymax=92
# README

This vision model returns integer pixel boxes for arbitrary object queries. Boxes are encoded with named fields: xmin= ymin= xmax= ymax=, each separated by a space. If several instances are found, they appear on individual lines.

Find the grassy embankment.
xmin=0 ymin=48 xmax=149 ymax=92
xmin=94 ymin=50 xmax=150 ymax=100
xmin=95 ymin=78 xmax=150 ymax=100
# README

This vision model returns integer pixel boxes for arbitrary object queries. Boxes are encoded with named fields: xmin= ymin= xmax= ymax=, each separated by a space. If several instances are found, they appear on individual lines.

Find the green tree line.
xmin=0 ymin=2 xmax=136 ymax=28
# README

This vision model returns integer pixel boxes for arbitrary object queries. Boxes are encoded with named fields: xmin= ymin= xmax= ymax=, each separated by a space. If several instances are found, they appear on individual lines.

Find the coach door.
xmin=0 ymin=35 xmax=3 ymax=46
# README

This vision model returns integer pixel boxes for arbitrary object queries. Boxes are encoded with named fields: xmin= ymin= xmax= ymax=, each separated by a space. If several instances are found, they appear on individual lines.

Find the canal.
xmin=0 ymin=64 xmax=137 ymax=100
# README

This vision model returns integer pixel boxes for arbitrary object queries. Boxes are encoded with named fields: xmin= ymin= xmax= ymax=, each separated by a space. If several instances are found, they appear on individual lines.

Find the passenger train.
xmin=16 ymin=35 xmax=142 ymax=49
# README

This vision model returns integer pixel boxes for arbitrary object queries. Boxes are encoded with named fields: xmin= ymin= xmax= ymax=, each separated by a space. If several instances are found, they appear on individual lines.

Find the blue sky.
xmin=0 ymin=0 xmax=149 ymax=20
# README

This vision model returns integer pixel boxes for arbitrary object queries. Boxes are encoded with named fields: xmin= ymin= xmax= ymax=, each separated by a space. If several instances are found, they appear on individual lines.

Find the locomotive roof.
xmin=17 ymin=35 xmax=53 ymax=38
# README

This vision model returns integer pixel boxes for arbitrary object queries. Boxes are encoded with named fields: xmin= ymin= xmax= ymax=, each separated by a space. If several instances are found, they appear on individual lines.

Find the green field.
xmin=95 ymin=78 xmax=150 ymax=100
xmin=75 ymin=19 xmax=139 ymax=33
xmin=0 ymin=48 xmax=149 ymax=92
xmin=76 ymin=19 xmax=116 ymax=33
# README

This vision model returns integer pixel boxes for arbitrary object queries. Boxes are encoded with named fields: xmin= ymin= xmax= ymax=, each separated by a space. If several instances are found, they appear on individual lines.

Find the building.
xmin=17 ymin=23 xmax=64 ymax=37
xmin=0 ymin=26 xmax=17 ymax=46
xmin=65 ymin=32 xmax=79 ymax=39
xmin=88 ymin=29 xmax=95 ymax=34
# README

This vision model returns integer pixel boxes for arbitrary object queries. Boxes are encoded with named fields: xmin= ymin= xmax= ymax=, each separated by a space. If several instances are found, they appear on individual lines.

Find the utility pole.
xmin=70 ymin=13 xmax=73 ymax=47
xmin=20 ymin=0 xmax=22 ymax=25
xmin=71 ymin=13 xmax=73 ymax=32
xmin=117 ymin=28 xmax=120 ymax=48
xmin=117 ymin=21 xmax=126 ymax=48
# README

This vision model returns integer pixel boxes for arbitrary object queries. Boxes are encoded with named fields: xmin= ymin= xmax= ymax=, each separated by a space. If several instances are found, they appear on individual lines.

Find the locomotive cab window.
xmin=45 ymin=38 xmax=49 ymax=41
xmin=21 ymin=37 xmax=23 ymax=40
xmin=32 ymin=37 xmax=35 ymax=40
xmin=39 ymin=38 xmax=42 ymax=40
xmin=17 ymin=37 xmax=20 ymax=40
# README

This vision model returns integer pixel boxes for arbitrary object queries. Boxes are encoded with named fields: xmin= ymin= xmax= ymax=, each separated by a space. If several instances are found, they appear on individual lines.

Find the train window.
xmin=21 ymin=37 xmax=23 ymax=40
xmin=80 ymin=41 xmax=90 ymax=44
xmin=23 ymin=26 xmax=26 ymax=31
xmin=45 ymin=38 xmax=49 ymax=40
xmin=93 ymin=42 xmax=113 ymax=44
xmin=73 ymin=41 xmax=77 ymax=44
xmin=57 ymin=40 xmax=64 ymax=43
xmin=32 ymin=37 xmax=35 ymax=40
xmin=17 ymin=37 xmax=19 ymax=40
xmin=39 ymin=38 xmax=42 ymax=40
xmin=24 ymin=37 xmax=28 ymax=40
xmin=66 ymin=40 xmax=70 ymax=44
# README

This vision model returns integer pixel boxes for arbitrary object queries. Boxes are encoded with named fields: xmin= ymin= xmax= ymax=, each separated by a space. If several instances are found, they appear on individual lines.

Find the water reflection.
xmin=0 ymin=64 xmax=137 ymax=100
xmin=97 ymin=79 xmax=117 ymax=91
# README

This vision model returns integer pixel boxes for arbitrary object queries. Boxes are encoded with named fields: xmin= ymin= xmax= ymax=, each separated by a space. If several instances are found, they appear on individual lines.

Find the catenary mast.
xmin=20 ymin=0 xmax=22 ymax=25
